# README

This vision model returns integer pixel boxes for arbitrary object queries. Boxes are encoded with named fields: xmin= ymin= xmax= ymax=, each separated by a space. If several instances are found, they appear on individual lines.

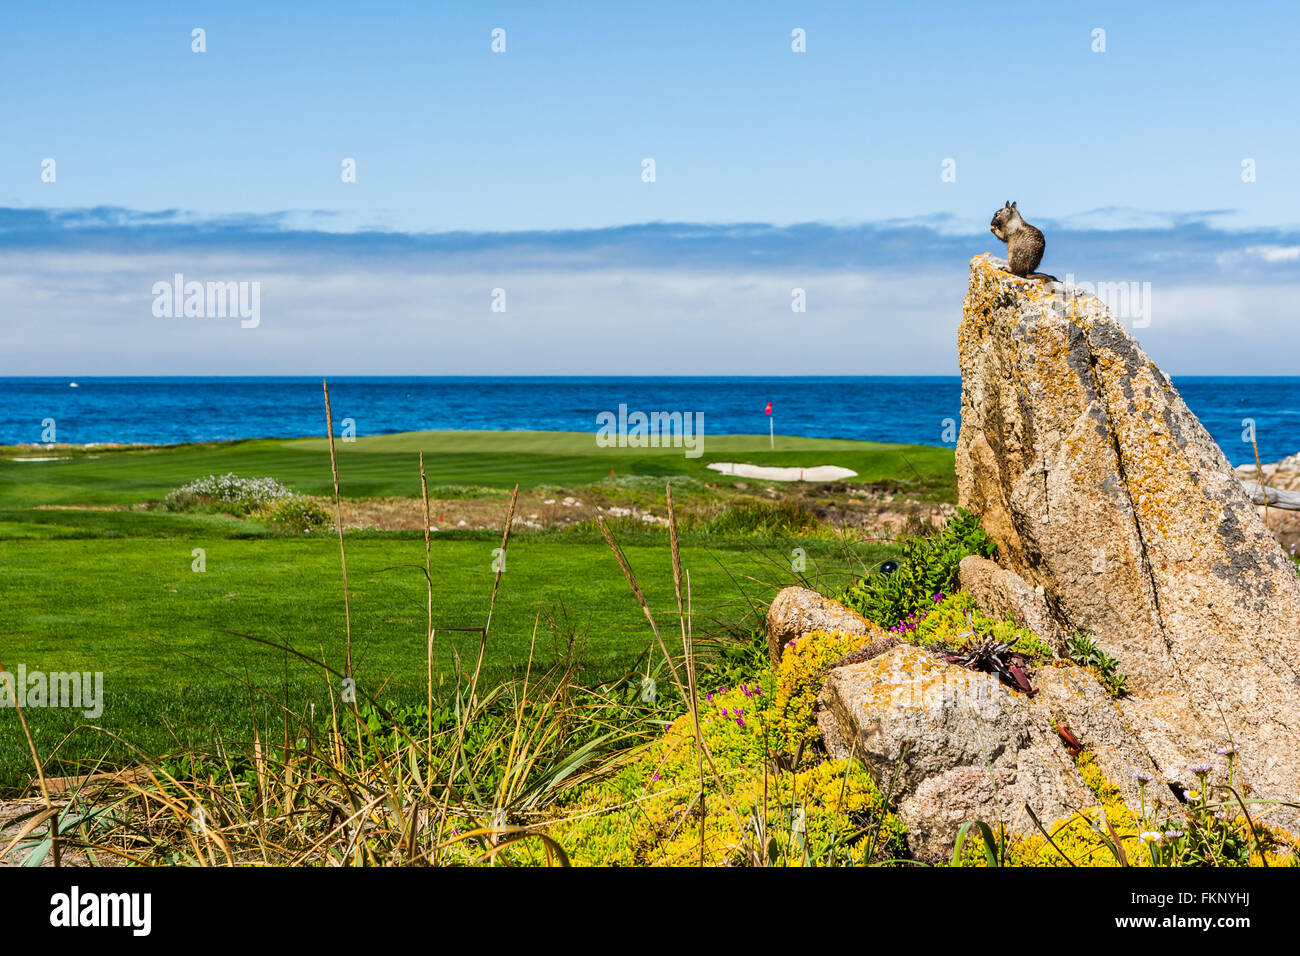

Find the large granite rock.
xmin=955 ymin=254 xmax=1300 ymax=821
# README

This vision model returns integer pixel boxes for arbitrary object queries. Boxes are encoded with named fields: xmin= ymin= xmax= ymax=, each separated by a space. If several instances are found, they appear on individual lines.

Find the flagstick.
xmin=769 ymin=416 xmax=774 ymax=449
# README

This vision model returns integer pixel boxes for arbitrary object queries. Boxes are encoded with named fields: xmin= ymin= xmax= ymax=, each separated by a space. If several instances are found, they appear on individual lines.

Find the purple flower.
xmin=1190 ymin=762 xmax=1214 ymax=776
xmin=1217 ymin=745 xmax=1238 ymax=757
xmin=653 ymin=772 xmax=660 ymax=782
xmin=1133 ymin=771 xmax=1155 ymax=784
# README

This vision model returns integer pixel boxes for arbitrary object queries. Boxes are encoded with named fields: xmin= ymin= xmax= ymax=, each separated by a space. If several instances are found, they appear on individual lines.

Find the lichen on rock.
xmin=955 ymin=254 xmax=1300 ymax=827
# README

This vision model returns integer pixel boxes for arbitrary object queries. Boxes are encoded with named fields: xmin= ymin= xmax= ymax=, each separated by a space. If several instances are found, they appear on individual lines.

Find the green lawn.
xmin=0 ymin=430 xmax=956 ymax=505
xmin=0 ymin=530 xmax=882 ymax=788
xmin=0 ymin=430 xmax=947 ymax=790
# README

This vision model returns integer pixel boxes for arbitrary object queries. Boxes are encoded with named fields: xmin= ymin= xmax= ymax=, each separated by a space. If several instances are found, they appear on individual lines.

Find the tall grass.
xmin=0 ymin=388 xmax=963 ymax=867
xmin=1 ymin=384 xmax=722 ymax=866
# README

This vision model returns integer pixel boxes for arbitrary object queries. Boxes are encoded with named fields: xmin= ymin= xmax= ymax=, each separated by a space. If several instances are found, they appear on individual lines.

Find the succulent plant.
xmin=944 ymin=634 xmax=1036 ymax=696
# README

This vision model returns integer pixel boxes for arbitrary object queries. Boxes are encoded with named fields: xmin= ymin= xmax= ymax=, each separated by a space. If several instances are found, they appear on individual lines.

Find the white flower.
xmin=167 ymin=473 xmax=294 ymax=508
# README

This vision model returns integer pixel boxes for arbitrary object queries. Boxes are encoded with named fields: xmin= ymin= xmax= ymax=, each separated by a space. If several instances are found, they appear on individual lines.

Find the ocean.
xmin=1 ymin=376 xmax=1297 ymax=468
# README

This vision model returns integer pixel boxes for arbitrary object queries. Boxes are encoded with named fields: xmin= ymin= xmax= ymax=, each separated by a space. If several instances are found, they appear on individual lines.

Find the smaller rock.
xmin=958 ymin=555 xmax=1069 ymax=653
xmin=817 ymin=643 xmax=1166 ymax=859
xmin=899 ymin=767 xmax=1019 ymax=863
xmin=817 ymin=644 xmax=1082 ymax=799
xmin=765 ymin=586 xmax=877 ymax=665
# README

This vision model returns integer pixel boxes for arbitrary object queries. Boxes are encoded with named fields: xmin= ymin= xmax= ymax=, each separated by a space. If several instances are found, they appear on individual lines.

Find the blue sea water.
xmin=0 ymin=376 xmax=1297 ymax=468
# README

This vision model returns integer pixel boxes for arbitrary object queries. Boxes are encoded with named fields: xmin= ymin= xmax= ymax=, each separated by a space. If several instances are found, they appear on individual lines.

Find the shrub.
xmin=701 ymin=499 xmax=822 ymax=538
xmin=261 ymin=496 xmax=333 ymax=533
xmin=702 ymin=623 xmax=770 ymax=693
xmin=164 ymin=473 xmax=294 ymax=515
xmin=163 ymin=474 xmax=334 ymax=533
xmin=840 ymin=508 xmax=996 ymax=628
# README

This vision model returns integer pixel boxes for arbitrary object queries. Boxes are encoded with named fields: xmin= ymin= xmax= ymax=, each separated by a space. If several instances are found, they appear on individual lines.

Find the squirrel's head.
xmin=989 ymin=201 xmax=1022 ymax=241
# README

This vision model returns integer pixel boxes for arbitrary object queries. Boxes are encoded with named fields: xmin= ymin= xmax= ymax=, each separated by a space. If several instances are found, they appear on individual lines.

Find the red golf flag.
xmin=764 ymin=401 xmax=772 ymax=415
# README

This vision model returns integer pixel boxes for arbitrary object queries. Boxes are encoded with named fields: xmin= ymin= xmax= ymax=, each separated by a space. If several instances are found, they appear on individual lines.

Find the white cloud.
xmin=1249 ymin=245 xmax=1300 ymax=263
xmin=3 ymin=215 xmax=1300 ymax=375
xmin=0 ymin=250 xmax=967 ymax=374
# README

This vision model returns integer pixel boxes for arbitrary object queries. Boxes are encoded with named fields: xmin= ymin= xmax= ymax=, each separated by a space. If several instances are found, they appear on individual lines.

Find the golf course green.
xmin=0 ymin=430 xmax=954 ymax=789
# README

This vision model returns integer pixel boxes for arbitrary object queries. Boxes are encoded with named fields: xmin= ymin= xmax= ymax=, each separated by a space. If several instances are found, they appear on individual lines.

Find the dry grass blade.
xmin=1224 ymin=785 xmax=1268 ymax=867
xmin=322 ymin=378 xmax=354 ymax=679
xmin=440 ymin=825 xmax=571 ymax=866
xmin=0 ymin=653 xmax=59 ymax=866
xmin=1251 ymin=430 xmax=1269 ymax=525
xmin=0 ymin=807 xmax=59 ymax=861
xmin=667 ymin=484 xmax=685 ymax=614
xmin=666 ymin=485 xmax=705 ymax=866
xmin=595 ymin=514 xmax=684 ymax=693
xmin=437 ymin=485 xmax=520 ymax=853
xmin=476 ymin=484 xmax=518 ymax=696
xmin=420 ymin=451 xmax=434 ymax=755
xmin=485 ymin=484 xmax=519 ymax=635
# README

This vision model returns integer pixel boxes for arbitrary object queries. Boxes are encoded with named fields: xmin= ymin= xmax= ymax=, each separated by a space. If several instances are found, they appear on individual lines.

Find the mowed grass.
xmin=0 ymin=430 xmax=956 ymax=506
xmin=0 ymin=430 xmax=944 ymax=790
xmin=0 ymin=526 xmax=883 ymax=789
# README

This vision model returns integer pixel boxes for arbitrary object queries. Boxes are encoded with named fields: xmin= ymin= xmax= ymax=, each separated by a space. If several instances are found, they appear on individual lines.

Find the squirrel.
xmin=989 ymin=201 xmax=1056 ymax=281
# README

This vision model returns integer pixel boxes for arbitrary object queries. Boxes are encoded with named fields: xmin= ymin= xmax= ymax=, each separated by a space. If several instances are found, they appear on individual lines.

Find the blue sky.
xmin=2 ymin=1 xmax=1299 ymax=374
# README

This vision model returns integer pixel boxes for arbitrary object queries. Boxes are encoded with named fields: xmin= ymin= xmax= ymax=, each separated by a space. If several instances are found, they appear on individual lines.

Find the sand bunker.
xmin=707 ymin=462 xmax=858 ymax=482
